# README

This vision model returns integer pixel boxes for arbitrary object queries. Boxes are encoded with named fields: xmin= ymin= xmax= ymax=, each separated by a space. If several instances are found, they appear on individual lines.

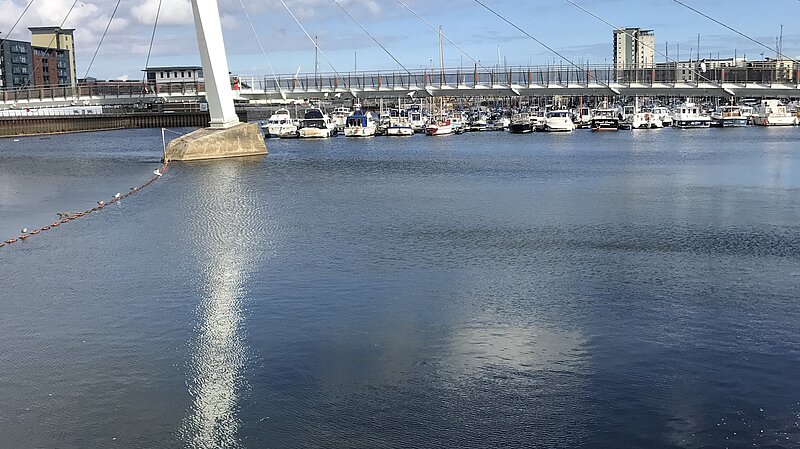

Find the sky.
xmin=0 ymin=0 xmax=797 ymax=81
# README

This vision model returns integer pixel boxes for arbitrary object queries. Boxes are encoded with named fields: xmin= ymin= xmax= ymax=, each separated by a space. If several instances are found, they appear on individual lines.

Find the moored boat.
xmin=299 ymin=108 xmax=337 ymax=138
xmin=508 ymin=112 xmax=534 ymax=133
xmin=672 ymin=102 xmax=711 ymax=128
xmin=590 ymin=108 xmax=620 ymax=131
xmin=344 ymin=110 xmax=378 ymax=137
xmin=711 ymin=105 xmax=749 ymax=127
xmin=544 ymin=110 xmax=575 ymax=132
xmin=752 ymin=99 xmax=798 ymax=126
xmin=425 ymin=115 xmax=453 ymax=136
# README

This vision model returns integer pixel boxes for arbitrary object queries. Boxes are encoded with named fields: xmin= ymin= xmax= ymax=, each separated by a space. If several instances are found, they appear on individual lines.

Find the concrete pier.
xmin=164 ymin=123 xmax=267 ymax=162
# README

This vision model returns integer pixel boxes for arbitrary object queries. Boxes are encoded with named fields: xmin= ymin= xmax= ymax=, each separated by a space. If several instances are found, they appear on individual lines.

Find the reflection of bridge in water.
xmin=2 ymin=65 xmax=799 ymax=109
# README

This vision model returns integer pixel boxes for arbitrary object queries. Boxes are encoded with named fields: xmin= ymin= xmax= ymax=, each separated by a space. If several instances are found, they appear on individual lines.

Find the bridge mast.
xmin=190 ymin=0 xmax=239 ymax=129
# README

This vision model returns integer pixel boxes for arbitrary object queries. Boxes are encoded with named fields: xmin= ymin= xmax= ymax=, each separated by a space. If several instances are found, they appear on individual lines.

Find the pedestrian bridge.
xmin=2 ymin=66 xmax=799 ymax=110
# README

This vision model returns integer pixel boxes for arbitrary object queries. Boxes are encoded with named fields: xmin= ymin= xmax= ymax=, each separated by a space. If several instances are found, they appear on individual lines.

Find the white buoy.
xmin=153 ymin=169 xmax=163 ymax=177
xmin=21 ymin=228 xmax=28 ymax=233
xmin=114 ymin=193 xmax=121 ymax=199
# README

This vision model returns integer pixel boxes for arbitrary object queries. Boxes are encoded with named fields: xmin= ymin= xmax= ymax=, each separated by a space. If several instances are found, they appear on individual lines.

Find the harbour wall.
xmin=0 ymin=111 xmax=249 ymax=137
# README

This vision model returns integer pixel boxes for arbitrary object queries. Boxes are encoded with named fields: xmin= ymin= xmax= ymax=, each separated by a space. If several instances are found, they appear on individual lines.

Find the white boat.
xmin=590 ymin=108 xmax=620 ymax=131
xmin=409 ymin=110 xmax=427 ymax=133
xmin=672 ymin=102 xmax=711 ymax=128
xmin=263 ymin=108 xmax=295 ymax=137
xmin=299 ymin=108 xmax=337 ymax=138
xmin=710 ymin=105 xmax=749 ymax=127
xmin=630 ymin=109 xmax=663 ymax=129
xmin=450 ymin=111 xmax=467 ymax=134
xmin=344 ymin=111 xmax=378 ymax=137
xmin=330 ymin=106 xmax=352 ymax=131
xmin=574 ymin=106 xmax=592 ymax=128
xmin=385 ymin=113 xmax=415 ymax=136
xmin=425 ymin=115 xmax=453 ymax=136
xmin=544 ymin=110 xmax=575 ymax=132
xmin=651 ymin=107 xmax=673 ymax=127
xmin=752 ymin=99 xmax=798 ymax=126
xmin=532 ymin=110 xmax=547 ymax=131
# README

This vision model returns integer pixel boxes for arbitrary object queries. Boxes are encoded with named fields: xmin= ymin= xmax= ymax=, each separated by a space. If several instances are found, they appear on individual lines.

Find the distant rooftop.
xmin=143 ymin=66 xmax=203 ymax=71
xmin=28 ymin=26 xmax=75 ymax=33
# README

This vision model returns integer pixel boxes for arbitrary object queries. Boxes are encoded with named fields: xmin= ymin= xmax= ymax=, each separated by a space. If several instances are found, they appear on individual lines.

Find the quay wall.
xmin=0 ymin=111 xmax=250 ymax=137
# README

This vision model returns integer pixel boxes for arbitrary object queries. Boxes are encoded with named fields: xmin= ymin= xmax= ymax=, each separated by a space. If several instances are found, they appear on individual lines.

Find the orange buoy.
xmin=30 ymin=230 xmax=40 ymax=235
xmin=52 ymin=222 xmax=60 ymax=227
xmin=18 ymin=235 xmax=28 ymax=240
xmin=6 ymin=239 xmax=16 ymax=244
xmin=41 ymin=226 xmax=50 ymax=231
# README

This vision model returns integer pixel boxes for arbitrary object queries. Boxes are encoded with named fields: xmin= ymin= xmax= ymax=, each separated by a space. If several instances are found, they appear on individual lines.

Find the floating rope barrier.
xmin=0 ymin=161 xmax=169 ymax=250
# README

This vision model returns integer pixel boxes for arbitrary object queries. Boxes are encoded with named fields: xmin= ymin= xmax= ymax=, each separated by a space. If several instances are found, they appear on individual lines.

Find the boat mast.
xmin=439 ymin=25 xmax=444 ymax=114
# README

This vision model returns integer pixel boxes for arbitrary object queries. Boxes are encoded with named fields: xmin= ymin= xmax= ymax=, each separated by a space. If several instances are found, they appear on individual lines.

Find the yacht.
xmin=330 ymin=106 xmax=352 ymax=132
xmin=344 ymin=110 xmax=378 ymax=137
xmin=628 ymin=107 xmax=663 ymax=129
xmin=425 ymin=115 xmax=453 ymax=136
xmin=532 ymin=110 xmax=548 ymax=131
xmin=752 ymin=99 xmax=798 ymax=126
xmin=298 ymin=108 xmax=337 ymax=138
xmin=385 ymin=110 xmax=414 ymax=136
xmin=262 ymin=108 xmax=299 ymax=138
xmin=651 ymin=106 xmax=673 ymax=127
xmin=544 ymin=110 xmax=575 ymax=132
xmin=672 ymin=102 xmax=711 ymax=128
xmin=710 ymin=105 xmax=749 ymax=127
xmin=508 ymin=112 xmax=534 ymax=133
xmin=590 ymin=108 xmax=620 ymax=131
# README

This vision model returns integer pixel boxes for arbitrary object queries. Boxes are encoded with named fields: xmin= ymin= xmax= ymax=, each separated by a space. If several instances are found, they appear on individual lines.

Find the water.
xmin=2 ymin=127 xmax=800 ymax=448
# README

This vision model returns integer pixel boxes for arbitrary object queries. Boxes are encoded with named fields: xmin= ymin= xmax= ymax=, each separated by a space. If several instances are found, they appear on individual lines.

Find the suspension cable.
xmin=564 ymin=0 xmax=721 ymax=86
xmin=237 ymin=0 xmax=284 ymax=96
xmin=82 ymin=0 xmax=121 ymax=79
xmin=140 ymin=0 xmax=163 ymax=97
xmin=332 ymin=0 xmax=412 ymax=76
xmin=0 ymin=0 xmax=36 ymax=48
xmin=671 ymin=0 xmax=798 ymax=64
xmin=472 ymin=0 xmax=608 ymax=86
xmin=394 ymin=0 xmax=487 ymax=71
xmin=25 ymin=0 xmax=79 ymax=87
xmin=278 ymin=0 xmax=348 ymax=88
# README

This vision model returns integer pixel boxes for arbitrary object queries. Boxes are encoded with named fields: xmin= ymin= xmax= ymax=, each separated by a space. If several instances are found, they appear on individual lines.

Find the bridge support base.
xmin=165 ymin=123 xmax=267 ymax=162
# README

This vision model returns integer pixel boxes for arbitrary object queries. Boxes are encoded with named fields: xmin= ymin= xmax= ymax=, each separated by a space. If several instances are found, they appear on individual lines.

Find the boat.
xmin=710 ymin=105 xmax=749 ymax=127
xmin=508 ymin=112 xmax=534 ymax=133
xmin=532 ymin=110 xmax=547 ymax=131
xmin=450 ymin=111 xmax=467 ymax=134
xmin=752 ymin=99 xmax=798 ymax=126
xmin=344 ymin=110 xmax=378 ymax=137
xmin=330 ymin=106 xmax=352 ymax=132
xmin=651 ymin=106 xmax=673 ymax=127
xmin=425 ymin=115 xmax=453 ymax=136
xmin=298 ymin=108 xmax=337 ymax=138
xmin=263 ymin=108 xmax=295 ymax=138
xmin=574 ymin=106 xmax=592 ymax=128
xmin=544 ymin=110 xmax=575 ymax=132
xmin=409 ymin=110 xmax=427 ymax=133
xmin=672 ymin=102 xmax=711 ymax=128
xmin=590 ymin=108 xmax=620 ymax=131
xmin=385 ymin=111 xmax=414 ymax=136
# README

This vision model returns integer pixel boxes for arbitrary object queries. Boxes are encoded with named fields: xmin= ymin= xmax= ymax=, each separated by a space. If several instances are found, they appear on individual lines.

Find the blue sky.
xmin=1 ymin=0 xmax=797 ymax=80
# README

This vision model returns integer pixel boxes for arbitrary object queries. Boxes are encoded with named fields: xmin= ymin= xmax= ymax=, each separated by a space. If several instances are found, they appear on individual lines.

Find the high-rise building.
xmin=0 ymin=39 xmax=33 ymax=88
xmin=29 ymin=26 xmax=76 ymax=89
xmin=613 ymin=28 xmax=655 ymax=74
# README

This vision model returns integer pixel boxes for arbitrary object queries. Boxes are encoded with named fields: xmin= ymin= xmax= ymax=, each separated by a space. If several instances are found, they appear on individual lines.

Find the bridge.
xmin=2 ymin=65 xmax=798 ymax=110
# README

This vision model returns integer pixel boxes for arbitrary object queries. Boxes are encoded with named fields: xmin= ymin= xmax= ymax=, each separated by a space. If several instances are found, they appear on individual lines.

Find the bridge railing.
xmin=238 ymin=63 xmax=798 ymax=92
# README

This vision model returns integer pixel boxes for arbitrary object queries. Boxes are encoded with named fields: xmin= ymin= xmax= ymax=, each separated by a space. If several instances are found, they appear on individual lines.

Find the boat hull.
xmin=711 ymin=117 xmax=749 ymax=127
xmin=344 ymin=126 xmax=377 ymax=137
xmin=385 ymin=126 xmax=414 ymax=136
xmin=752 ymin=116 xmax=798 ymax=126
xmin=299 ymin=127 xmax=335 ymax=138
xmin=508 ymin=123 xmax=533 ymax=133
xmin=674 ymin=119 xmax=711 ymax=128
xmin=425 ymin=125 xmax=453 ymax=136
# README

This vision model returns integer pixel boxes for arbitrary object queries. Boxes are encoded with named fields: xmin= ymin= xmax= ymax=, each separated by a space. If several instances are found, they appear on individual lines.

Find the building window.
xmin=181 ymin=71 xmax=185 ymax=77
xmin=166 ymin=72 xmax=170 ymax=78
xmin=174 ymin=71 xmax=178 ymax=78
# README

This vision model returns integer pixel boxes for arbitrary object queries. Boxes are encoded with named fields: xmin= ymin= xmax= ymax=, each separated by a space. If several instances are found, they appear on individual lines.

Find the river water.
xmin=1 ymin=127 xmax=799 ymax=448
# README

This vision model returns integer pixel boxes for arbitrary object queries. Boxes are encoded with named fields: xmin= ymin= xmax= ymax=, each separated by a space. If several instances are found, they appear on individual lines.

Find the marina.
xmin=3 ymin=127 xmax=800 ymax=448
